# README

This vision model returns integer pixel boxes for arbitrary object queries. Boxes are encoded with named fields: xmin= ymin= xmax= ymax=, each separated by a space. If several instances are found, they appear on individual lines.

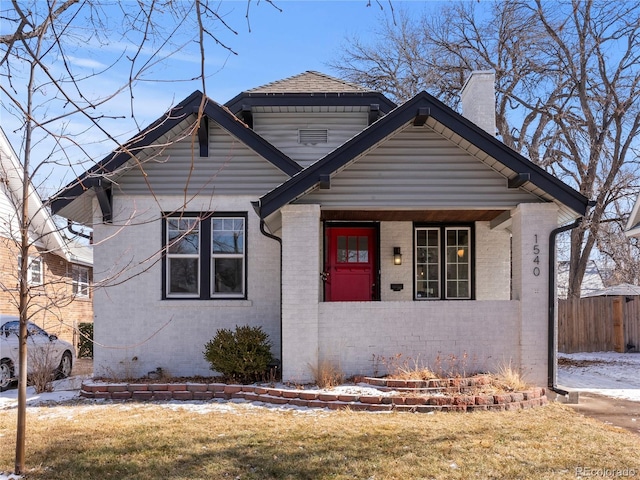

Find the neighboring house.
xmin=0 ymin=127 xmax=93 ymax=347
xmin=51 ymin=71 xmax=588 ymax=386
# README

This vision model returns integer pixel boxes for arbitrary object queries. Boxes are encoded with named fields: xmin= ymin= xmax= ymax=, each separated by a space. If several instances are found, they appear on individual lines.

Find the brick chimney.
xmin=460 ymin=71 xmax=497 ymax=136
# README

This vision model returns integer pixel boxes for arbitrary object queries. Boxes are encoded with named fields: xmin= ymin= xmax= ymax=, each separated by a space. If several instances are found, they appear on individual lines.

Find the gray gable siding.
xmin=117 ymin=122 xmax=289 ymax=196
xmin=299 ymin=125 xmax=540 ymax=208
xmin=252 ymin=111 xmax=368 ymax=168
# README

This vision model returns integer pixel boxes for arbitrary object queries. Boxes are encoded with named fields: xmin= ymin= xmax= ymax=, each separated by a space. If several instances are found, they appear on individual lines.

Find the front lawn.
xmin=0 ymin=401 xmax=638 ymax=479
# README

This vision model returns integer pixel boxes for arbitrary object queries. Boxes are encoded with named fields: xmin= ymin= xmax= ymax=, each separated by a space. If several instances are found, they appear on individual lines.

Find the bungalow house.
xmin=0 ymin=127 xmax=93 ymax=347
xmin=51 ymin=71 xmax=588 ymax=386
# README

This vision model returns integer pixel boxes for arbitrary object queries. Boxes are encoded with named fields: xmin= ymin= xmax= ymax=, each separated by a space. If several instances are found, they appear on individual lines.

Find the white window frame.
xmin=18 ymin=255 xmax=43 ymax=286
xmin=72 ymin=265 xmax=90 ymax=298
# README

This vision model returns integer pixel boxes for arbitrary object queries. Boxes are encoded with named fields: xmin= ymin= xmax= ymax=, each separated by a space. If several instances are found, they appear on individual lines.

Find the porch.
xmin=278 ymin=202 xmax=560 ymax=386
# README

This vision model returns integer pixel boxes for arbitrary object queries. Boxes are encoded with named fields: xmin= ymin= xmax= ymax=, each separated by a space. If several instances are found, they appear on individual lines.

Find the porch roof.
xmin=256 ymin=91 xmax=589 ymax=224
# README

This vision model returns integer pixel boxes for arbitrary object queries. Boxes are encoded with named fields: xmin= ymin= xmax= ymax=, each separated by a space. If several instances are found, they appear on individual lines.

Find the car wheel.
xmin=0 ymin=359 xmax=14 ymax=392
xmin=56 ymin=351 xmax=73 ymax=379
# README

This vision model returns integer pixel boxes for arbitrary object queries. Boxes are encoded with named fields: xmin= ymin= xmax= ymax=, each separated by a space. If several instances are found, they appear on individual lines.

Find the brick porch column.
xmin=280 ymin=204 xmax=321 ymax=383
xmin=511 ymin=203 xmax=558 ymax=386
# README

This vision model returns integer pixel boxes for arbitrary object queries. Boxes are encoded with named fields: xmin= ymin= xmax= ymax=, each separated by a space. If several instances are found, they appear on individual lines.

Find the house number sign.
xmin=533 ymin=235 xmax=541 ymax=276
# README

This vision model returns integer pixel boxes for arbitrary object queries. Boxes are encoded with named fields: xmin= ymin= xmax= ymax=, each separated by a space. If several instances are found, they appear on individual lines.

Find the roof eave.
xmin=51 ymin=91 xmax=301 ymax=217
xmin=225 ymin=92 xmax=397 ymax=115
xmin=257 ymin=91 xmax=589 ymax=220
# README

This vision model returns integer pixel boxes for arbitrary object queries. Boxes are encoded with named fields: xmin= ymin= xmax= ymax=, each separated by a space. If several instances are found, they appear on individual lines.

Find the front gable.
xmin=51 ymin=92 xmax=301 ymax=225
xmin=257 ymin=91 xmax=589 ymax=225
xmin=299 ymin=122 xmax=539 ymax=215
xmin=116 ymin=118 xmax=293 ymax=197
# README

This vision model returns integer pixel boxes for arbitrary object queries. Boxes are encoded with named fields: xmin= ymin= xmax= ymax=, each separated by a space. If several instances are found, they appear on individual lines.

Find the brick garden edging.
xmin=80 ymin=375 xmax=548 ymax=412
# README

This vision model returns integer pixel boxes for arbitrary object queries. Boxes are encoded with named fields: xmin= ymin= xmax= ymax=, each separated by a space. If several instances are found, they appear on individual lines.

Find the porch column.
xmin=511 ymin=203 xmax=558 ymax=386
xmin=280 ymin=204 xmax=321 ymax=383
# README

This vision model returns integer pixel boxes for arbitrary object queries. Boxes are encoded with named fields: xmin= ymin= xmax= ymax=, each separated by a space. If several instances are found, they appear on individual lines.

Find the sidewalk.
xmin=551 ymin=391 xmax=640 ymax=436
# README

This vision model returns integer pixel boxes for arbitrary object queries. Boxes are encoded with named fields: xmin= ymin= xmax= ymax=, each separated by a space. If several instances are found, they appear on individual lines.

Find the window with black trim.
xmin=415 ymin=225 xmax=472 ymax=300
xmin=163 ymin=213 xmax=246 ymax=299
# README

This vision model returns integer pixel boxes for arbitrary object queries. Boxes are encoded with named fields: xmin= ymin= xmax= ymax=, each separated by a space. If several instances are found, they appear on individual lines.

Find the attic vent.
xmin=298 ymin=129 xmax=328 ymax=145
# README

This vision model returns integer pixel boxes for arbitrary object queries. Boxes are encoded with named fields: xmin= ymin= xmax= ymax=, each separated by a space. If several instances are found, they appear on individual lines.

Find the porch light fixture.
xmin=393 ymin=247 xmax=402 ymax=265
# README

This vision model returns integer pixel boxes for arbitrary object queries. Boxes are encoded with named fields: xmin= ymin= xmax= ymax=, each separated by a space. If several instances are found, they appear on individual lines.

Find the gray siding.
xmin=300 ymin=125 xmax=540 ymax=208
xmin=117 ymin=123 xmax=289 ymax=196
xmin=253 ymin=112 xmax=368 ymax=168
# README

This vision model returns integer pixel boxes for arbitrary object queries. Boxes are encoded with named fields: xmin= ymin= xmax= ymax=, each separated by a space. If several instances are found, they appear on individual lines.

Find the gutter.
xmin=252 ymin=202 xmax=283 ymax=378
xmin=547 ymin=218 xmax=582 ymax=394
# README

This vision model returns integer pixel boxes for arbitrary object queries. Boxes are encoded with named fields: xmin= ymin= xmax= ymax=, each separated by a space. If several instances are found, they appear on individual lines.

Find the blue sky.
xmin=1 ymin=1 xmax=440 ymax=189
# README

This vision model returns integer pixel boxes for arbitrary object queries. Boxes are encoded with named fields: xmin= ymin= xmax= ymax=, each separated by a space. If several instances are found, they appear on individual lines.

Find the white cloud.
xmin=67 ymin=56 xmax=108 ymax=70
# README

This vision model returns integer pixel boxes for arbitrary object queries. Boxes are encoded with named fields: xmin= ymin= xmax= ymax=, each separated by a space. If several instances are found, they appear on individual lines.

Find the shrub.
xmin=28 ymin=344 xmax=56 ymax=393
xmin=78 ymin=322 xmax=93 ymax=358
xmin=203 ymin=325 xmax=274 ymax=383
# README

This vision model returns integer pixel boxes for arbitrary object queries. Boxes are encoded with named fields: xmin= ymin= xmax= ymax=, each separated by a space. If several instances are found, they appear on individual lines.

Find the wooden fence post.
xmin=613 ymin=296 xmax=625 ymax=353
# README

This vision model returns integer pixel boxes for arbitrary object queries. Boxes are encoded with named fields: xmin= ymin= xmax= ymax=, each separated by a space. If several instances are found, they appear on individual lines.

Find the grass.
xmin=1 ymin=401 xmax=639 ymax=479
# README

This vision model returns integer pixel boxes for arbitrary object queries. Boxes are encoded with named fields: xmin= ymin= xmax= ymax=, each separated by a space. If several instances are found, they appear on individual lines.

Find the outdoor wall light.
xmin=393 ymin=247 xmax=402 ymax=265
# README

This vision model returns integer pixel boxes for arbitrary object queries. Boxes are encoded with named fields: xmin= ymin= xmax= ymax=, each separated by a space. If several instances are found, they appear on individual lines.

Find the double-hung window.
xmin=164 ymin=213 xmax=246 ymax=299
xmin=415 ymin=225 xmax=472 ymax=300
xmin=18 ymin=255 xmax=43 ymax=286
xmin=72 ymin=265 xmax=90 ymax=297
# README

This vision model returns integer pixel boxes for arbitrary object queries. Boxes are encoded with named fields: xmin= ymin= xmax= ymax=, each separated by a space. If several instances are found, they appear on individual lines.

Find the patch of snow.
xmin=0 ymin=375 xmax=90 ymax=410
xmin=0 ymin=473 xmax=22 ymax=480
xmin=558 ymin=351 xmax=640 ymax=402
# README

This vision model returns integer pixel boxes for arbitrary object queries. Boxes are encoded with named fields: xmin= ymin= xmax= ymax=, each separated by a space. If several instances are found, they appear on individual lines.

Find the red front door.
xmin=324 ymin=226 xmax=377 ymax=302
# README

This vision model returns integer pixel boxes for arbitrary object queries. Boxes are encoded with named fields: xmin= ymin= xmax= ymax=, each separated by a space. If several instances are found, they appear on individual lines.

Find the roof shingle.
xmin=247 ymin=71 xmax=372 ymax=94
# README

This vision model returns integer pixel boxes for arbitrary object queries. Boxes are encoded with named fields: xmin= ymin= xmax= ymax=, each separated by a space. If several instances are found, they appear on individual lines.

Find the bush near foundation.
xmin=203 ymin=325 xmax=274 ymax=383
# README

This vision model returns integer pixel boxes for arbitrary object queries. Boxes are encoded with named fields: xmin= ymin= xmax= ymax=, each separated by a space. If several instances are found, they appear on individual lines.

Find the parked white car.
xmin=0 ymin=317 xmax=75 ymax=391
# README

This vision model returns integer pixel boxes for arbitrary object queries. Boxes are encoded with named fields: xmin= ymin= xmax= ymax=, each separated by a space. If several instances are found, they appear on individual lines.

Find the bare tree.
xmin=331 ymin=0 xmax=640 ymax=298
xmin=0 ymin=0 xmax=291 ymax=474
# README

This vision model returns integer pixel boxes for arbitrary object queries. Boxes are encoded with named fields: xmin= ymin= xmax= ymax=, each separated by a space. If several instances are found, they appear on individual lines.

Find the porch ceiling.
xmin=320 ymin=209 xmax=508 ymax=222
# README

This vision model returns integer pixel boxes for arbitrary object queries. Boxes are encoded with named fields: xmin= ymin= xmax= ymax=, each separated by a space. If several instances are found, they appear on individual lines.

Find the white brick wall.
xmin=460 ymin=71 xmax=497 ymax=136
xmin=318 ymin=300 xmax=520 ymax=377
xmin=475 ymin=221 xmax=511 ymax=300
xmin=380 ymin=222 xmax=413 ymax=301
xmin=92 ymin=194 xmax=281 ymax=378
xmin=92 ymin=192 xmax=557 ymax=387
xmin=280 ymin=204 xmax=321 ymax=382
xmin=511 ymin=203 xmax=558 ymax=386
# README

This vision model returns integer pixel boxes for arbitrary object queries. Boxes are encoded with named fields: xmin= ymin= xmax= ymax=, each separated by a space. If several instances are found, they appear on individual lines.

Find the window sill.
xmin=161 ymin=299 xmax=253 ymax=307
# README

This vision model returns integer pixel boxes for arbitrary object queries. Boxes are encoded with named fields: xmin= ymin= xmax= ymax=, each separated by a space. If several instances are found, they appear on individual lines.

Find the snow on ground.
xmin=0 ymin=353 xmax=638 ymax=479
xmin=0 ymin=375 xmax=88 ymax=410
xmin=558 ymin=351 xmax=640 ymax=402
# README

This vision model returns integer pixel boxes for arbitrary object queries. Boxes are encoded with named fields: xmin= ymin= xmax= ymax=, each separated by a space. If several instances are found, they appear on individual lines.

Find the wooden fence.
xmin=558 ymin=296 xmax=640 ymax=353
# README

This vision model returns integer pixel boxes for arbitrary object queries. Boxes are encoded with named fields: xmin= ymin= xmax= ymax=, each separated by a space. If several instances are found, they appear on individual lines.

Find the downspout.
xmin=252 ymin=202 xmax=283 ymax=377
xmin=67 ymin=220 xmax=92 ymax=241
xmin=548 ymin=218 xmax=582 ymax=394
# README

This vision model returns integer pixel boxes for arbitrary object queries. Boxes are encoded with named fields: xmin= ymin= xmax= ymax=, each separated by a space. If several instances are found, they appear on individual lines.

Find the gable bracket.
xmin=413 ymin=107 xmax=430 ymax=126
xmin=508 ymin=173 xmax=530 ymax=189
xmin=241 ymin=105 xmax=253 ymax=129
xmin=198 ymin=116 xmax=209 ymax=157
xmin=368 ymin=104 xmax=380 ymax=125
xmin=95 ymin=180 xmax=113 ymax=223
xmin=319 ymin=174 xmax=331 ymax=190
